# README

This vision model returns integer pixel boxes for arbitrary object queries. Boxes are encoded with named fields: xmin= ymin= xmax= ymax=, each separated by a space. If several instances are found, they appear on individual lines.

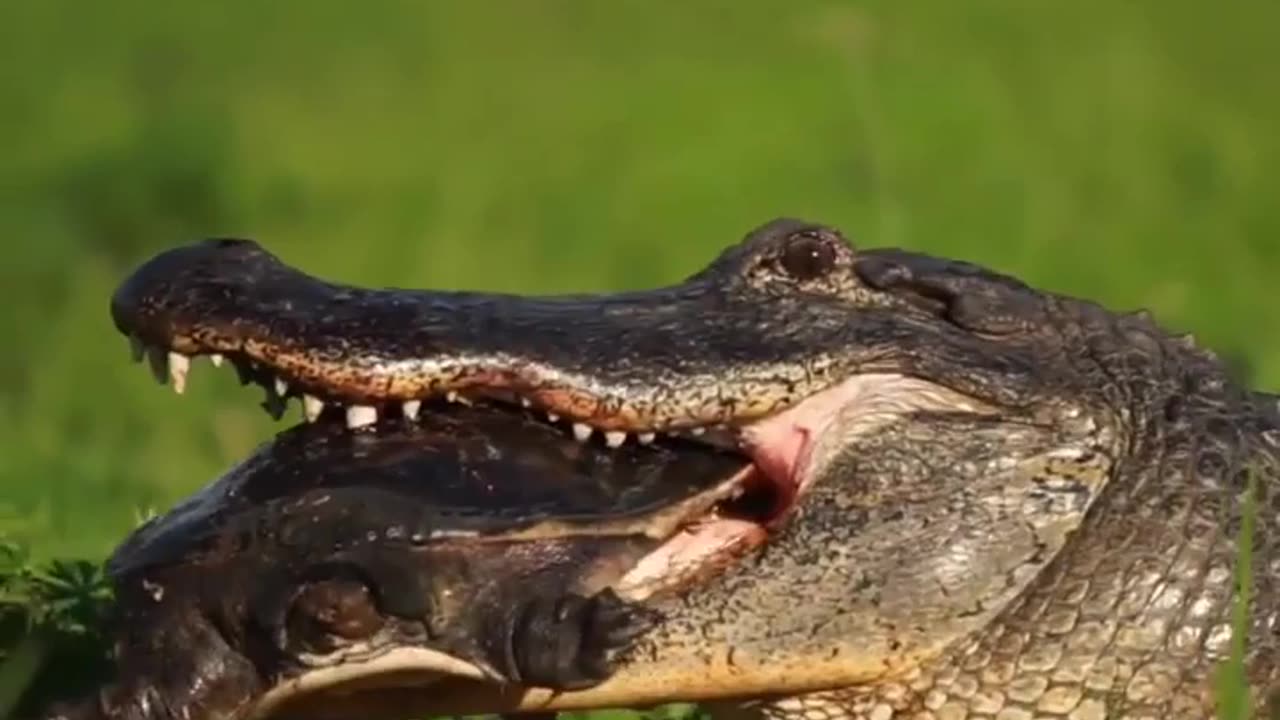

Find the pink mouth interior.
xmin=617 ymin=378 xmax=866 ymax=597
xmin=738 ymin=375 xmax=875 ymax=508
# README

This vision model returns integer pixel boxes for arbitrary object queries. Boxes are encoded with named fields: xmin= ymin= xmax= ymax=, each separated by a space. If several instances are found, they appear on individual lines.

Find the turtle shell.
xmin=107 ymin=404 xmax=746 ymax=581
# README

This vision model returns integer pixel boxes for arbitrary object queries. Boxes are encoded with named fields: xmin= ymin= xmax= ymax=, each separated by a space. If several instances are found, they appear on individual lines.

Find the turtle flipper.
xmin=505 ymin=588 xmax=658 ymax=690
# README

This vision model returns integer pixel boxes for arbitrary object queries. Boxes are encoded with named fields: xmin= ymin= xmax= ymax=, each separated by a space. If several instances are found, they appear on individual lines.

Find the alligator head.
xmin=110 ymin=219 xmax=1278 ymax=718
xmin=110 ymin=218 xmax=1079 ymax=527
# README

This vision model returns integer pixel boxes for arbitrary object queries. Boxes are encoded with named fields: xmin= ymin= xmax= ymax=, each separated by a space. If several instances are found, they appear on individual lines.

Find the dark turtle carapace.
xmin=44 ymin=403 xmax=782 ymax=720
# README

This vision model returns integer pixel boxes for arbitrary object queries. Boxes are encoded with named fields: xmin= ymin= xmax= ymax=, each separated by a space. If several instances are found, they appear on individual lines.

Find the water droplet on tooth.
xmin=637 ymin=432 xmax=655 ymax=445
xmin=402 ymin=400 xmax=421 ymax=420
xmin=346 ymin=405 xmax=378 ymax=429
xmin=604 ymin=431 xmax=627 ymax=448
xmin=547 ymin=412 xmax=560 ymax=422
xmin=572 ymin=423 xmax=593 ymax=442
xmin=208 ymin=353 xmax=224 ymax=368
xmin=167 ymin=352 xmax=190 ymax=394
xmin=274 ymin=377 xmax=289 ymax=396
xmin=303 ymin=395 xmax=325 ymax=422
xmin=128 ymin=335 xmax=146 ymax=363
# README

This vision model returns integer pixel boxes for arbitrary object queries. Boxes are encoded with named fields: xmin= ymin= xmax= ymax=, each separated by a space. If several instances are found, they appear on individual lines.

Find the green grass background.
xmin=0 ymin=0 xmax=1276 ymax=715
xmin=3 ymin=0 xmax=1278 ymax=561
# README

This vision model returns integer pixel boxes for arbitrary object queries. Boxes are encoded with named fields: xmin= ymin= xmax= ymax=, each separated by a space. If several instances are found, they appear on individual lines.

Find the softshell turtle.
xmin=43 ymin=403 xmax=779 ymax=720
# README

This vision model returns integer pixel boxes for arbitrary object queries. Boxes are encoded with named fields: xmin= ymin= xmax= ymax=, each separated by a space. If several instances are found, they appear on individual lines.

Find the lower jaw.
xmin=615 ymin=517 xmax=769 ymax=601
xmin=613 ymin=462 xmax=792 ymax=602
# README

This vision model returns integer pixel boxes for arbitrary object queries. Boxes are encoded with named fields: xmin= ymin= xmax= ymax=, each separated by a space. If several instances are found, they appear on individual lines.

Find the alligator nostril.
xmin=208 ymin=238 xmax=254 ymax=250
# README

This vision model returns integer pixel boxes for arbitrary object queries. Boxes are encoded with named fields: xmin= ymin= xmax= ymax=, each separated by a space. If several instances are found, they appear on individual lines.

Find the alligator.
xmin=107 ymin=218 xmax=1278 ymax=719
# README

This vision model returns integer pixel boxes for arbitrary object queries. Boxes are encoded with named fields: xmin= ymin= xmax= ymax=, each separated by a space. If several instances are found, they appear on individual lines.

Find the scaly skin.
xmin=114 ymin=220 xmax=1278 ymax=719
xmin=290 ymin=369 xmax=1277 ymax=719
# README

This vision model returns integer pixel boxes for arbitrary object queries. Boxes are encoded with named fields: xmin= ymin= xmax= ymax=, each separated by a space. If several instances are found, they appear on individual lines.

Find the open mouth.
xmin=116 ymin=331 xmax=851 ymax=603
xmin=121 ymin=339 xmax=825 ymax=510
xmin=108 ymin=238 xmax=897 ymax=598
xmin=609 ymin=461 xmax=780 ymax=600
xmin=88 ymin=392 xmax=820 ymax=720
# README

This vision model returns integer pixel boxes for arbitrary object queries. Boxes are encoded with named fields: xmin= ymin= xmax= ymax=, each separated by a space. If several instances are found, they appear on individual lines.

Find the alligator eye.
xmin=780 ymin=232 xmax=837 ymax=281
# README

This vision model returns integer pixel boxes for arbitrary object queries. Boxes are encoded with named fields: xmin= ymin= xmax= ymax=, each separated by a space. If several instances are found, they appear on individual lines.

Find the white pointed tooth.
xmin=274 ymin=377 xmax=289 ymax=396
xmin=346 ymin=405 xmax=378 ymax=429
xmin=167 ymin=352 xmax=190 ymax=394
xmin=128 ymin=335 xmax=146 ymax=363
xmin=637 ymin=432 xmax=655 ymax=445
xmin=303 ymin=395 xmax=325 ymax=422
xmin=208 ymin=353 xmax=224 ymax=368
xmin=689 ymin=426 xmax=706 ymax=436
xmin=604 ymin=431 xmax=627 ymax=448
xmin=520 ymin=397 xmax=531 ymax=407
xmin=547 ymin=412 xmax=560 ymax=422
xmin=446 ymin=391 xmax=459 ymax=403
xmin=402 ymin=399 xmax=422 ymax=420
xmin=572 ymin=423 xmax=593 ymax=442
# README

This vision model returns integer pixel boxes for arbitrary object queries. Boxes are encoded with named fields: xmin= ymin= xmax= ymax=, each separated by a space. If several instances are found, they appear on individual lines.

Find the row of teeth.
xmin=132 ymin=340 xmax=718 ymax=448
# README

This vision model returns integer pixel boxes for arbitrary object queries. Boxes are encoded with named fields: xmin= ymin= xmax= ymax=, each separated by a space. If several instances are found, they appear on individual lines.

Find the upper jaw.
xmin=110 ymin=234 xmax=1013 ymax=446
xmin=109 ymin=237 xmax=856 ymax=437
xmin=109 ymin=234 xmax=1038 ymax=520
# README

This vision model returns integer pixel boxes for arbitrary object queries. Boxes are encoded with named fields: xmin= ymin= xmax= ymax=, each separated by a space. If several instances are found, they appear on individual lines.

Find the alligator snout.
xmin=110 ymin=237 xmax=342 ymax=369
xmin=110 ymin=237 xmax=282 ymax=341
xmin=108 ymin=220 xmax=897 ymax=440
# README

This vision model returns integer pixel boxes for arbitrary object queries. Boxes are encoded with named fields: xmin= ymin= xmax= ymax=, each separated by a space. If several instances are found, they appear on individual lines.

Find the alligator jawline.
xmin=123 ymin=333 xmax=828 ymax=586
xmin=109 ymin=236 xmax=814 ymax=442
xmin=122 ymin=338 xmax=987 ymax=549
xmin=128 ymin=338 xmax=746 ymax=448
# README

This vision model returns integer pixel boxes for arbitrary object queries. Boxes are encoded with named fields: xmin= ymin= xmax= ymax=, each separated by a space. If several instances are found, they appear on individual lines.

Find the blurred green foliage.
xmin=2 ymin=0 xmax=1278 ymax=562
xmin=0 ymin=543 xmax=113 ymax=719
xmin=0 ymin=0 xmax=1276 ymax=717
